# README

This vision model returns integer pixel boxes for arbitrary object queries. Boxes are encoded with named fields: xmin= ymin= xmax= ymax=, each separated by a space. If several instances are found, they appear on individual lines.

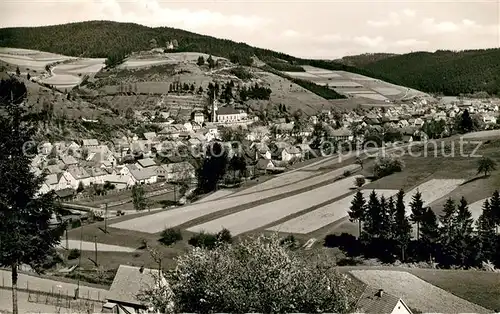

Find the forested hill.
xmin=2 ymin=21 xmax=499 ymax=96
xmin=334 ymin=53 xmax=398 ymax=67
xmin=0 ymin=21 xmax=397 ymax=83
xmin=360 ymin=49 xmax=500 ymax=96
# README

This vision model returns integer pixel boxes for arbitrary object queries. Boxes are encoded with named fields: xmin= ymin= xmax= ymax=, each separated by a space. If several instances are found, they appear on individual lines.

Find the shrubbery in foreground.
xmin=140 ymin=234 xmax=358 ymax=313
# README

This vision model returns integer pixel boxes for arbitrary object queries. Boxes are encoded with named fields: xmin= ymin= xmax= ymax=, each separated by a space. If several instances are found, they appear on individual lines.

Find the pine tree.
xmin=440 ymin=198 xmax=456 ymax=241
xmin=489 ymin=190 xmax=500 ymax=233
xmin=348 ymin=190 xmax=366 ymax=238
xmin=476 ymin=199 xmax=497 ymax=263
xmin=450 ymin=197 xmax=475 ymax=266
xmin=393 ymin=189 xmax=412 ymax=261
xmin=363 ymin=190 xmax=382 ymax=240
xmin=410 ymin=191 xmax=426 ymax=241
xmin=420 ymin=208 xmax=440 ymax=261
xmin=379 ymin=196 xmax=391 ymax=240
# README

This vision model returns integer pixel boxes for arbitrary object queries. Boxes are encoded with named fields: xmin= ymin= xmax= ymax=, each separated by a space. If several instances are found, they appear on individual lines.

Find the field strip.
xmin=461 ymin=129 xmax=500 ymax=139
xmin=57 ymin=240 xmax=136 ymax=252
xmin=350 ymin=270 xmax=489 ymax=313
xmin=230 ymin=170 xmax=318 ymax=196
xmin=110 ymin=164 xmax=360 ymax=233
xmin=267 ymin=189 xmax=399 ymax=234
xmin=403 ymin=179 xmax=464 ymax=215
xmin=186 ymin=175 xmax=362 ymax=236
xmin=196 ymin=190 xmax=235 ymax=203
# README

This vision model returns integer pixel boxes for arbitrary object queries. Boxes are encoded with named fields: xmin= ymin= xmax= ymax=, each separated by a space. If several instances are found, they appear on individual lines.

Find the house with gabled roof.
xmin=102 ymin=265 xmax=169 ymax=314
xmin=60 ymin=155 xmax=78 ymax=167
xmin=136 ymin=158 xmax=157 ymax=169
xmin=355 ymin=287 xmax=412 ymax=314
xmin=45 ymin=164 xmax=64 ymax=175
xmin=156 ymin=162 xmax=195 ymax=182
xmin=282 ymin=146 xmax=301 ymax=162
xmin=121 ymin=164 xmax=157 ymax=185
xmin=66 ymin=165 xmax=92 ymax=188
xmin=82 ymin=139 xmax=99 ymax=149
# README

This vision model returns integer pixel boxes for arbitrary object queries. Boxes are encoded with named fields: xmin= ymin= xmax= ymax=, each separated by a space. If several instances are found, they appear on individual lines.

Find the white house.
xmin=121 ymin=164 xmax=157 ymax=185
xmin=82 ymin=139 xmax=99 ymax=149
xmin=156 ymin=162 xmax=195 ymax=182
xmin=355 ymin=287 xmax=412 ymax=314
xmin=66 ymin=166 xmax=92 ymax=188
xmin=216 ymin=107 xmax=247 ymax=123
xmin=193 ymin=111 xmax=205 ymax=124
xmin=281 ymin=146 xmax=301 ymax=162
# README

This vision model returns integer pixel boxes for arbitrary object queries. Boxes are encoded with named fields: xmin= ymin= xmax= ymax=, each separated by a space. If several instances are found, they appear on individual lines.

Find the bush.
xmin=67 ymin=249 xmax=80 ymax=260
xmin=355 ymin=177 xmax=366 ymax=188
xmin=71 ymin=219 xmax=81 ymax=229
xmin=216 ymin=228 xmax=232 ymax=244
xmin=343 ymin=170 xmax=352 ymax=177
xmin=229 ymin=67 xmax=252 ymax=80
xmin=159 ymin=228 xmax=183 ymax=246
xmin=267 ymin=61 xmax=305 ymax=72
xmin=373 ymin=154 xmax=404 ymax=179
xmin=188 ymin=232 xmax=218 ymax=249
xmin=139 ymin=234 xmax=358 ymax=313
xmin=324 ymin=233 xmax=362 ymax=257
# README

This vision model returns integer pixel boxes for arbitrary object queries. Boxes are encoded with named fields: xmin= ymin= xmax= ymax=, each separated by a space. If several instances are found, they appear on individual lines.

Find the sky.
xmin=1 ymin=0 xmax=499 ymax=59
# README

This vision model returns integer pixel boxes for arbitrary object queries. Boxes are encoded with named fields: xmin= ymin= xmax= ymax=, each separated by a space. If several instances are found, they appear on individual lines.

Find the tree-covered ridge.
xmin=362 ymin=49 xmax=500 ymax=96
xmin=0 ymin=21 xmax=394 ymax=83
xmin=334 ymin=53 xmax=398 ymax=67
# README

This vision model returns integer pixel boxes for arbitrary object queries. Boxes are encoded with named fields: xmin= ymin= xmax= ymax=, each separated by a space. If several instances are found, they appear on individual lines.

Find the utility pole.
xmin=94 ymin=236 xmax=98 ymax=266
xmin=104 ymin=203 xmax=108 ymax=233
xmin=65 ymin=224 xmax=69 ymax=252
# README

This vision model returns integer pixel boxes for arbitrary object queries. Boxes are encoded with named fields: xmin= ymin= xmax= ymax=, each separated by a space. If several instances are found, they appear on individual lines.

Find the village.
xmin=33 ymin=92 xmax=500 ymax=206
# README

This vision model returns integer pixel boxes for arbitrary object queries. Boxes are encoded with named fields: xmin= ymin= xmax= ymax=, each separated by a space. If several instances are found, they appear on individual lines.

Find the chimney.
xmin=376 ymin=289 xmax=384 ymax=297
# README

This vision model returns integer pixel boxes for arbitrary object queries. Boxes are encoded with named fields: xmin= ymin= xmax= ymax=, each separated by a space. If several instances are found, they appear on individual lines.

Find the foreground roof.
xmin=107 ymin=265 xmax=161 ymax=307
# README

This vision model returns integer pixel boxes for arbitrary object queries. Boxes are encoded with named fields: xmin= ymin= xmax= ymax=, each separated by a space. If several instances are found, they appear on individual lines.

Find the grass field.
xmin=267 ymin=189 xmax=399 ymax=234
xmin=350 ymin=269 xmax=491 ymax=313
xmin=110 ymin=164 xmax=360 ymax=233
xmin=187 ymin=174 xmax=362 ymax=235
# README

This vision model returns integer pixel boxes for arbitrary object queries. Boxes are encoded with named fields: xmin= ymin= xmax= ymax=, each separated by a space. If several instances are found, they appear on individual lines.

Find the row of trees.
xmin=345 ymin=188 xmax=500 ymax=267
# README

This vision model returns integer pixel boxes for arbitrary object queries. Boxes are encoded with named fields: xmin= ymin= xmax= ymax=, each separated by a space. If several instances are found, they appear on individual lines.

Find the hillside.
xmin=334 ymin=53 xmax=398 ymax=67
xmin=0 ymin=21 xmax=397 ymax=84
xmin=361 ymin=49 xmax=500 ymax=96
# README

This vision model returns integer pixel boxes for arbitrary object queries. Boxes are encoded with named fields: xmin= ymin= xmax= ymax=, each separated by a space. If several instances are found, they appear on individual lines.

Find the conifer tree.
xmin=393 ymin=189 xmax=412 ymax=261
xmin=363 ymin=190 xmax=382 ymax=240
xmin=489 ymin=190 xmax=500 ymax=233
xmin=420 ymin=208 xmax=440 ymax=261
xmin=348 ymin=190 xmax=366 ymax=238
xmin=450 ymin=197 xmax=475 ymax=266
xmin=410 ymin=191 xmax=426 ymax=241
xmin=476 ymin=199 xmax=497 ymax=263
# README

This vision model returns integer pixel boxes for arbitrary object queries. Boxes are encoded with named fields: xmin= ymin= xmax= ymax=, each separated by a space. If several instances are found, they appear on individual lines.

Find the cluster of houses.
xmin=33 ymin=96 xmax=500 ymax=199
